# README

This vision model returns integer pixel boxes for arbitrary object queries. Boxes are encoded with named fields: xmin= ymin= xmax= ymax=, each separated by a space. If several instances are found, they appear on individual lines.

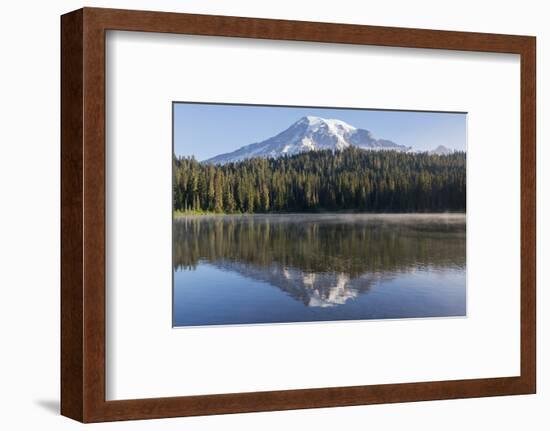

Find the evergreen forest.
xmin=173 ymin=147 xmax=466 ymax=213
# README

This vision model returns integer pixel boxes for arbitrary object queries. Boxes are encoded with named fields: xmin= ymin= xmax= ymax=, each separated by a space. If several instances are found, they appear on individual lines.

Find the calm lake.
xmin=173 ymin=214 xmax=466 ymax=327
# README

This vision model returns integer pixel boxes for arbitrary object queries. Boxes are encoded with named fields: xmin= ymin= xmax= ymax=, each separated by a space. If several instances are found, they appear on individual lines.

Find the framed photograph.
xmin=61 ymin=7 xmax=536 ymax=422
xmin=172 ymin=103 xmax=468 ymax=327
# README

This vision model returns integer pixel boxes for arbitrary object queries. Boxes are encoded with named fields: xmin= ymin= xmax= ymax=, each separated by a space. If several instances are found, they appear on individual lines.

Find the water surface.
xmin=173 ymin=214 xmax=466 ymax=327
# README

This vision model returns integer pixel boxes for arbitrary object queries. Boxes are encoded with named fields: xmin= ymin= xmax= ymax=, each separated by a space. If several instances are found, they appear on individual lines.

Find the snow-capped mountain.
xmin=203 ymin=116 xmax=411 ymax=164
xmin=429 ymin=145 xmax=455 ymax=155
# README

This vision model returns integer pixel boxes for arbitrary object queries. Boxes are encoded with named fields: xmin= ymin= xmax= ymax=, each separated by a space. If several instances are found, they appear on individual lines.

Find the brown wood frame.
xmin=61 ymin=7 xmax=536 ymax=423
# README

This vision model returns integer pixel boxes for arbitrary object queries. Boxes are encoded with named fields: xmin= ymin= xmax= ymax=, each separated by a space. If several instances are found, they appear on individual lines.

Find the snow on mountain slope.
xmin=203 ymin=116 xmax=411 ymax=164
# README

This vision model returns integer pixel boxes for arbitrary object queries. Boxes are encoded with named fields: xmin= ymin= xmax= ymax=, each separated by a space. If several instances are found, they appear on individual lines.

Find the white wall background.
xmin=0 ymin=0 xmax=546 ymax=429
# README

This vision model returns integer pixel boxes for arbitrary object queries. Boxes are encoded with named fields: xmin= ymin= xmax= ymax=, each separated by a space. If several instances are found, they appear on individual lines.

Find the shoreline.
xmin=174 ymin=211 xmax=467 ymax=219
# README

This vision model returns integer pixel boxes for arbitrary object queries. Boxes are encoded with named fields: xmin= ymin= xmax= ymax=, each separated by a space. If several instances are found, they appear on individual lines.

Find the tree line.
xmin=173 ymin=147 xmax=466 ymax=213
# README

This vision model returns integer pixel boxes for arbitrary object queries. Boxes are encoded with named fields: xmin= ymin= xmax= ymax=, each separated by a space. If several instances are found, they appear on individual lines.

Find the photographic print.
xmin=173 ymin=103 xmax=467 ymax=327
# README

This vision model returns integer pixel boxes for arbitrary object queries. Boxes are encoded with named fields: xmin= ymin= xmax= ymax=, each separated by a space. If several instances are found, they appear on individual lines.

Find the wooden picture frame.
xmin=61 ymin=7 xmax=536 ymax=422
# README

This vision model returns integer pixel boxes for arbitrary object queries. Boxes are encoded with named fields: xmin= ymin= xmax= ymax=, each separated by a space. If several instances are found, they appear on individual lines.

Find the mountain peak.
xmin=204 ymin=117 xmax=409 ymax=164
xmin=299 ymin=115 xmax=321 ymax=123
xmin=429 ymin=145 xmax=454 ymax=155
xmin=298 ymin=116 xmax=356 ymax=132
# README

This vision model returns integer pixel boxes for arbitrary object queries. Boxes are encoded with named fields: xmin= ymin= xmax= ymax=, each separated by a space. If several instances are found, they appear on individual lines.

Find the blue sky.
xmin=173 ymin=103 xmax=467 ymax=160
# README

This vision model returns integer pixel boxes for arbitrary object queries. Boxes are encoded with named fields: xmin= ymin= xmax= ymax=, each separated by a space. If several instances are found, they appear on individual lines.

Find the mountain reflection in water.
xmin=173 ymin=214 xmax=466 ymax=326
